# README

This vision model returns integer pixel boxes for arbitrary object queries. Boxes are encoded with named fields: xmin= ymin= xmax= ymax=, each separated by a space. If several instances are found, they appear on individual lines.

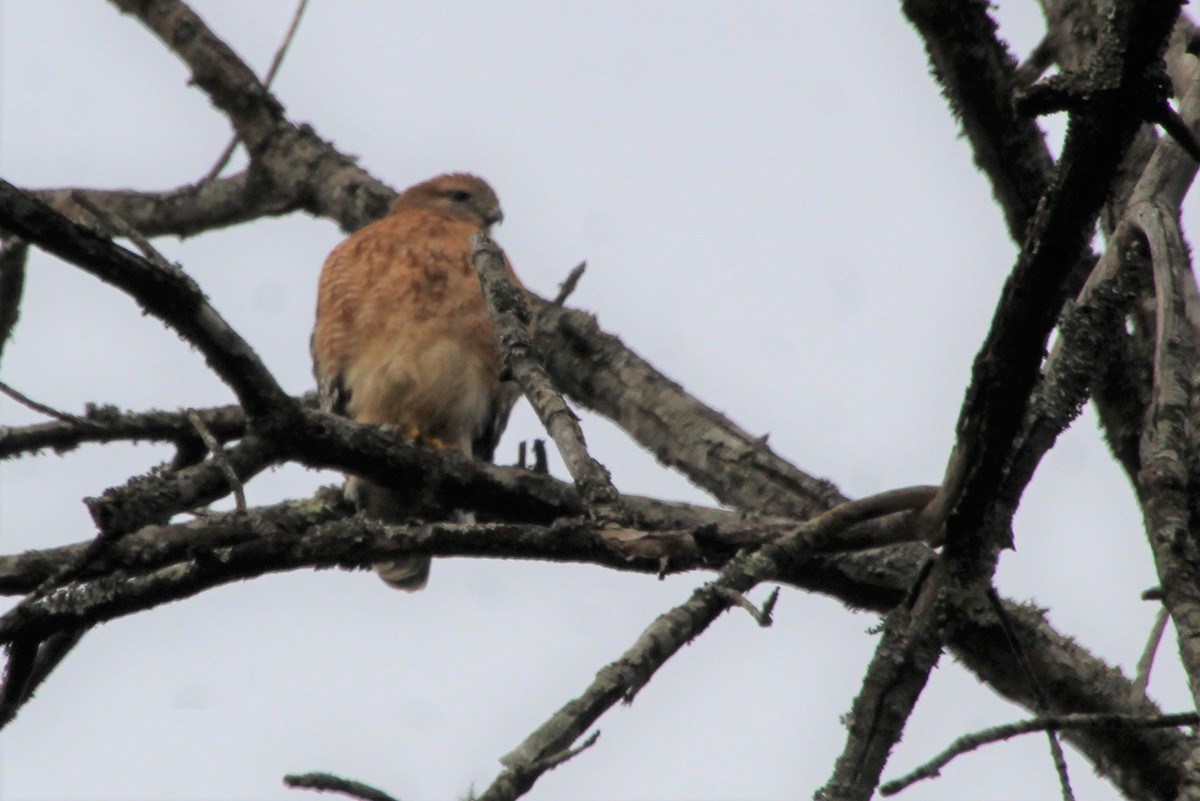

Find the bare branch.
xmin=715 ymin=585 xmax=779 ymax=627
xmin=926 ymin=0 xmax=1185 ymax=558
xmin=901 ymin=0 xmax=1054 ymax=240
xmin=0 ymin=486 xmax=930 ymax=638
xmin=552 ymin=261 xmax=586 ymax=307
xmin=881 ymin=712 xmax=1200 ymax=796
xmin=821 ymin=6 xmax=1186 ymax=797
xmin=1134 ymin=605 xmax=1172 ymax=698
xmin=34 ymin=172 xmax=305 ymax=239
xmin=473 ymin=232 xmax=622 ymax=522
xmin=0 ymin=401 xmax=248 ymax=461
xmin=187 ymin=410 xmax=247 ymax=513
xmin=110 ymin=0 xmax=395 ymax=233
xmin=533 ymin=300 xmax=843 ymax=519
xmin=0 ymin=236 xmax=27 ymax=368
xmin=283 ymin=772 xmax=400 ymax=801
xmin=205 ymin=0 xmax=310 ymax=181
xmin=479 ymin=488 xmax=932 ymax=801
xmin=110 ymin=0 xmax=284 ymax=152
xmin=70 ymin=191 xmax=175 ymax=269
xmin=0 ymin=180 xmax=295 ymax=422
xmin=0 ymin=380 xmax=101 ymax=428
xmin=0 ymin=629 xmax=86 ymax=730
xmin=1132 ymin=200 xmax=1200 ymax=701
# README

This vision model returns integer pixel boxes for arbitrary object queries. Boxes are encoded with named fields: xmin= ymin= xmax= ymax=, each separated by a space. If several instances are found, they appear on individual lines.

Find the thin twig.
xmin=528 ymin=730 xmax=601 ymax=774
xmin=1134 ymin=605 xmax=1172 ymax=697
xmin=0 ymin=380 xmax=99 ymax=427
xmin=187 ymin=410 xmax=247 ymax=512
xmin=985 ymin=588 xmax=1074 ymax=801
xmin=203 ymin=0 xmax=310 ymax=182
xmin=714 ymin=585 xmax=778 ymax=627
xmin=552 ymin=261 xmax=586 ymax=306
xmin=880 ymin=712 xmax=1200 ymax=796
xmin=71 ymin=191 xmax=174 ymax=270
xmin=283 ymin=771 xmax=399 ymax=801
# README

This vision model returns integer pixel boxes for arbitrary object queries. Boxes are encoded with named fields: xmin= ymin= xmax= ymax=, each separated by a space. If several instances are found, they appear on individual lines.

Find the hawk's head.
xmin=391 ymin=172 xmax=504 ymax=229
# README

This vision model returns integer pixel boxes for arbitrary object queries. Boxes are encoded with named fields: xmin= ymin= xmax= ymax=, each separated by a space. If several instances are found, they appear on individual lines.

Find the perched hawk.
xmin=311 ymin=173 xmax=522 ymax=590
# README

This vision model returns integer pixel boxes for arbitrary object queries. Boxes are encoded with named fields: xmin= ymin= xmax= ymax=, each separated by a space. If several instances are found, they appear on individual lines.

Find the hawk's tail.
xmin=346 ymin=476 xmax=435 ymax=592
xmin=375 ymin=557 xmax=432 ymax=591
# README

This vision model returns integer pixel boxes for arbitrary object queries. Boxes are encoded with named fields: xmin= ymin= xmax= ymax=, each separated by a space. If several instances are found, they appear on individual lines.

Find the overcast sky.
xmin=0 ymin=3 xmax=1192 ymax=800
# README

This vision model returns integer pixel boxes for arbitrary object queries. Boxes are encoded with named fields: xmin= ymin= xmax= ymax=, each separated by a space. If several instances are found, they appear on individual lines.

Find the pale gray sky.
xmin=0 ymin=3 xmax=1186 ymax=800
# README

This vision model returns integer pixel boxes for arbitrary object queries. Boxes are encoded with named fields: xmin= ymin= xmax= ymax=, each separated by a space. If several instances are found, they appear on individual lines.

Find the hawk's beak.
xmin=485 ymin=208 xmax=505 ymax=226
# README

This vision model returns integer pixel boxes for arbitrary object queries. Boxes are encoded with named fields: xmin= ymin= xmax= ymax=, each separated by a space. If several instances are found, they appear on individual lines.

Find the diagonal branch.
xmin=532 ymin=301 xmax=844 ymax=519
xmin=473 ymin=233 xmax=623 ymax=522
xmin=0 ymin=180 xmax=295 ymax=422
xmin=110 ymin=0 xmax=285 ymax=153
xmin=882 ymin=711 xmax=1200 ymax=796
xmin=0 ymin=237 xmax=28 ymax=368
xmin=901 ymin=0 xmax=1055 ymax=241
xmin=1132 ymin=200 xmax=1200 ymax=700
xmin=204 ymin=0 xmax=310 ymax=181
xmin=820 ymin=4 xmax=1186 ymax=800
xmin=477 ymin=489 xmax=933 ymax=801
xmin=109 ymin=0 xmax=395 ymax=233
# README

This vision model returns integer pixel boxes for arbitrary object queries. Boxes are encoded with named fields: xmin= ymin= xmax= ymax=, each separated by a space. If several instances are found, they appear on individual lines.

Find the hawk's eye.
xmin=447 ymin=190 xmax=472 ymax=203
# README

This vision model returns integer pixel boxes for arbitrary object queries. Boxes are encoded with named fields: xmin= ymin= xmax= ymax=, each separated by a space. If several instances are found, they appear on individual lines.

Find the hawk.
xmin=311 ymin=173 xmax=522 ymax=590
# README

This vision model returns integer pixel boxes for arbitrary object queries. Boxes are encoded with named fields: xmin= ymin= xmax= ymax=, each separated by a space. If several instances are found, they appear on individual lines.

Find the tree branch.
xmin=0 ymin=236 xmax=28 ymax=368
xmin=283 ymin=772 xmax=399 ymax=801
xmin=478 ymin=489 xmax=932 ymax=801
xmin=820 ymin=5 xmax=1186 ymax=799
xmin=473 ymin=233 xmax=622 ymax=522
xmin=881 ymin=711 xmax=1199 ymax=796
xmin=204 ymin=0 xmax=310 ymax=181
xmin=0 ymin=180 xmax=295 ymax=422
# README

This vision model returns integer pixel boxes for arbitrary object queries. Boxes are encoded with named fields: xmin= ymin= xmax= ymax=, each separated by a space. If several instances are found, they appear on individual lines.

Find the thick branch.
xmin=930 ymin=0 xmax=1184 ymax=559
xmin=110 ymin=0 xmax=284 ymax=153
xmin=0 ymin=237 xmax=28 ymax=368
xmin=0 ymin=489 xmax=931 ymax=644
xmin=821 ymin=5 xmax=1185 ymax=800
xmin=31 ymin=171 xmax=304 ymax=239
xmin=901 ymin=0 xmax=1055 ymax=240
xmin=532 ymin=301 xmax=843 ymax=519
xmin=0 ymin=180 xmax=294 ymax=421
xmin=1134 ymin=201 xmax=1200 ymax=699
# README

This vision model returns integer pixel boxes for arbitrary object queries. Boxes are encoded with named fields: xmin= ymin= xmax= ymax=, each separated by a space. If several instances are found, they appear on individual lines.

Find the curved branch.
xmin=881 ymin=711 xmax=1199 ymax=796
xmin=0 ymin=180 xmax=295 ymax=422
